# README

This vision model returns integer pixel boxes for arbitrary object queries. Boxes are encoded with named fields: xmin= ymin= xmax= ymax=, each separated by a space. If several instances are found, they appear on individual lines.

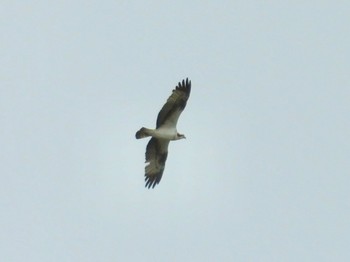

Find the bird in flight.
xmin=135 ymin=78 xmax=191 ymax=188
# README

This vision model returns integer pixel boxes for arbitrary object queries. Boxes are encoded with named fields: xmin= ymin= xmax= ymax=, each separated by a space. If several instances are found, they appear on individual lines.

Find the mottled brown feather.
xmin=156 ymin=78 xmax=191 ymax=128
xmin=144 ymin=138 xmax=169 ymax=188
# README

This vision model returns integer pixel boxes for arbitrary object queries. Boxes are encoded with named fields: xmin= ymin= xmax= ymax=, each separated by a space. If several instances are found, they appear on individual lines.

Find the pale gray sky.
xmin=1 ymin=1 xmax=349 ymax=261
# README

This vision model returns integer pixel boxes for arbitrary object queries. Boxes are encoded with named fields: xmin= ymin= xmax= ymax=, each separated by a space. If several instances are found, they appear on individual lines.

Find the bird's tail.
xmin=135 ymin=127 xmax=152 ymax=139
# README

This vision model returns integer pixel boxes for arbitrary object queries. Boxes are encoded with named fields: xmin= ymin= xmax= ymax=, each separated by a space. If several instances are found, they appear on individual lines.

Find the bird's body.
xmin=135 ymin=78 xmax=191 ymax=188
xmin=136 ymin=126 xmax=179 ymax=140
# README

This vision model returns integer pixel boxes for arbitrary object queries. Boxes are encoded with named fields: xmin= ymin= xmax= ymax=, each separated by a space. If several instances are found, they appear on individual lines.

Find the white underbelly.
xmin=153 ymin=127 xmax=177 ymax=140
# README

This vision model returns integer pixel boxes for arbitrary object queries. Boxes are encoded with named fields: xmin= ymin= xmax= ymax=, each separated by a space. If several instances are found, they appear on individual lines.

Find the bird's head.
xmin=176 ymin=133 xmax=186 ymax=140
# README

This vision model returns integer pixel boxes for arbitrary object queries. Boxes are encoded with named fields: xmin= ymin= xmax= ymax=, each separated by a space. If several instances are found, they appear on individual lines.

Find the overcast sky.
xmin=1 ymin=1 xmax=350 ymax=261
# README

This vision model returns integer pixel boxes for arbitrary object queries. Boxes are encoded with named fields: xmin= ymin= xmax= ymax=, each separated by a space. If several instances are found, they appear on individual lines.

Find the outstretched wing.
xmin=144 ymin=138 xmax=170 ymax=189
xmin=156 ymin=78 xmax=191 ymax=128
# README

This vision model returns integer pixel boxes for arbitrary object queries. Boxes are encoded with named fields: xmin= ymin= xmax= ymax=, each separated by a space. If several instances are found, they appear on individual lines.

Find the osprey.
xmin=135 ymin=78 xmax=191 ymax=188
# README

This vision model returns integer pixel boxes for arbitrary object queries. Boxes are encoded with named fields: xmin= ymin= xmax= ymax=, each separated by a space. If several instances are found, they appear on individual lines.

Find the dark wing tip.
xmin=176 ymin=78 xmax=191 ymax=95
xmin=145 ymin=175 xmax=161 ymax=189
